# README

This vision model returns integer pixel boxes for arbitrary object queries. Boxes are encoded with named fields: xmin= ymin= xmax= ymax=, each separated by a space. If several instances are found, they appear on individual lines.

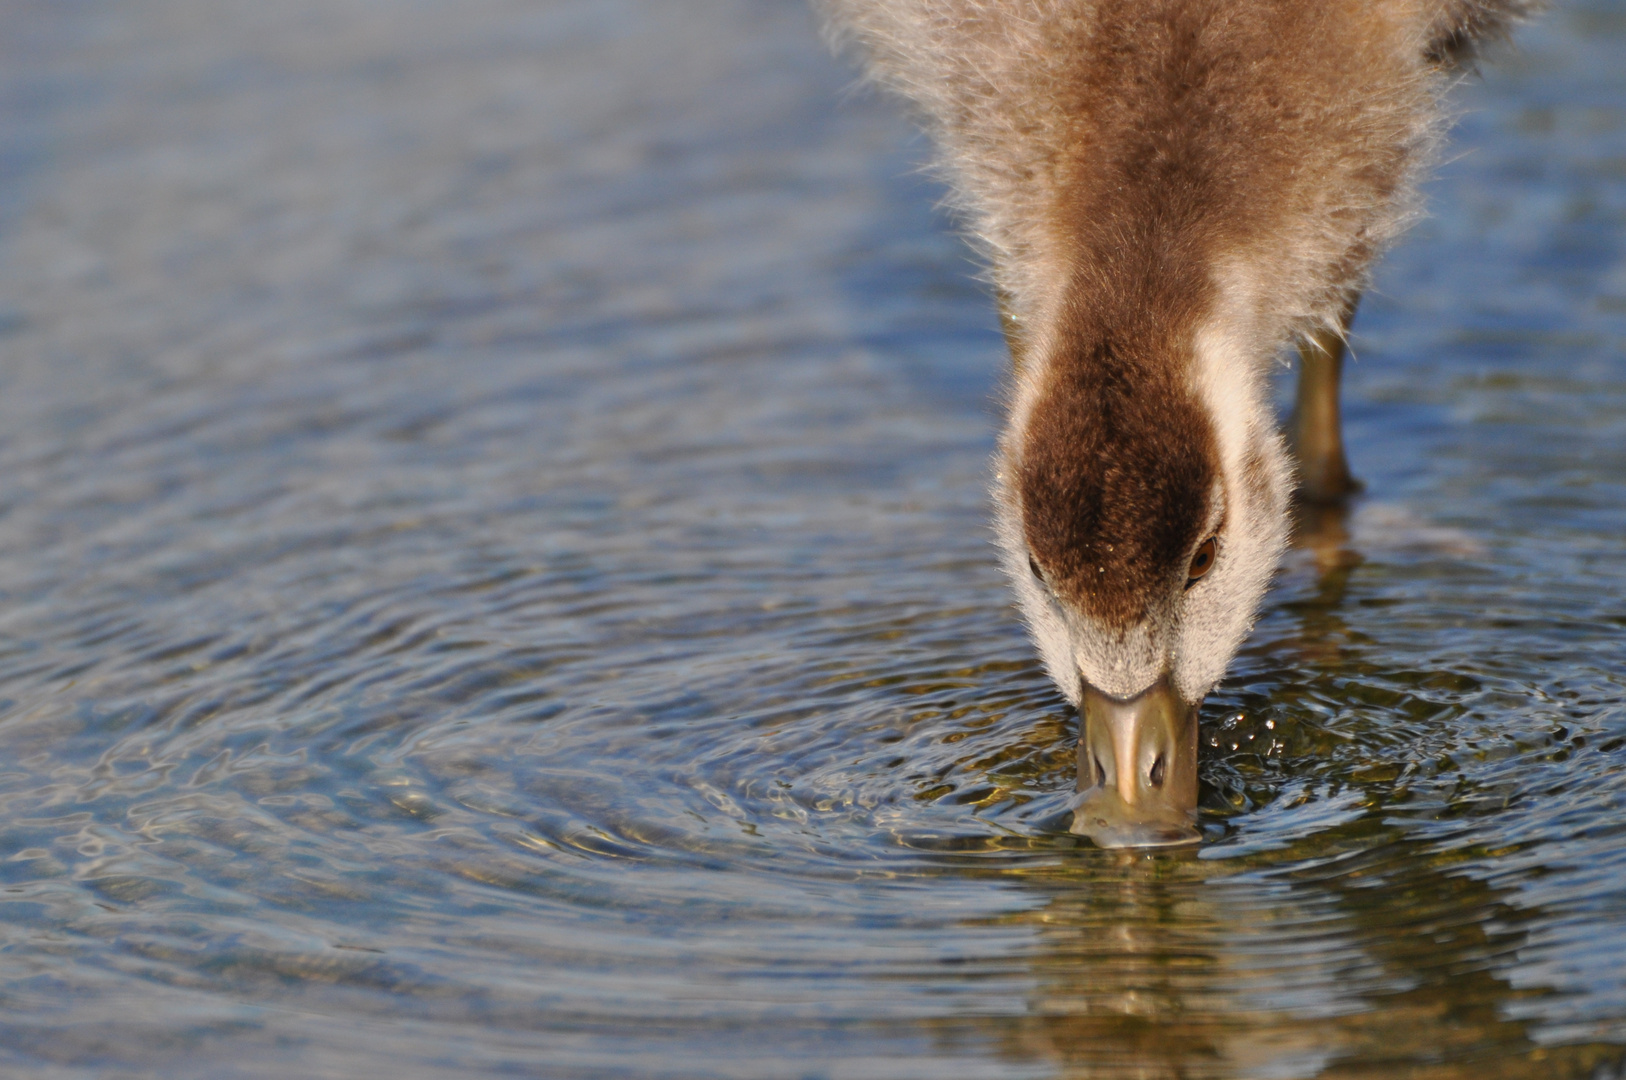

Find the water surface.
xmin=0 ymin=1 xmax=1622 ymax=1076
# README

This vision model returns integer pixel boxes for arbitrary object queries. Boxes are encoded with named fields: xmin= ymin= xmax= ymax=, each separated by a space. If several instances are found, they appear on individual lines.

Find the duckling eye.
xmin=1185 ymin=537 xmax=1217 ymax=589
xmin=1028 ymin=555 xmax=1045 ymax=583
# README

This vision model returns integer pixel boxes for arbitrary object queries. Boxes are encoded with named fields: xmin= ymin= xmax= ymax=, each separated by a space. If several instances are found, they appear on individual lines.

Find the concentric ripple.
xmin=0 ymin=0 xmax=1619 ymax=1077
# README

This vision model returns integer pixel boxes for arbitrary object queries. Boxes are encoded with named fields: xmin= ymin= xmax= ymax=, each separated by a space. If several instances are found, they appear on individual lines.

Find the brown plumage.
xmin=1022 ymin=329 xmax=1216 ymax=630
xmin=818 ymin=0 xmax=1537 ymax=844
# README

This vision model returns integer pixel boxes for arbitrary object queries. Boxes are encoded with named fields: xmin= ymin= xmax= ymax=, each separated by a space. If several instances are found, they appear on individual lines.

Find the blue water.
xmin=0 ymin=1 xmax=1620 ymax=1076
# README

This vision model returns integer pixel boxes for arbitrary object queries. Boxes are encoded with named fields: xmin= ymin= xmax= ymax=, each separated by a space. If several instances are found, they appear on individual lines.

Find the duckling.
xmin=819 ymin=0 xmax=1536 ymax=845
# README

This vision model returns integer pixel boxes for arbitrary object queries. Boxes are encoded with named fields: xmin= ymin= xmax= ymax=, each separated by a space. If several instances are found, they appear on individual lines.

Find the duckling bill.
xmin=820 ymin=0 xmax=1535 ymax=846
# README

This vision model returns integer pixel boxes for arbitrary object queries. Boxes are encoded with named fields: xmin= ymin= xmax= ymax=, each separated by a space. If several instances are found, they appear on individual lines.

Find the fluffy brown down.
xmin=819 ymin=0 xmax=1537 ymax=354
xmin=822 ymin=0 xmax=1535 ymax=638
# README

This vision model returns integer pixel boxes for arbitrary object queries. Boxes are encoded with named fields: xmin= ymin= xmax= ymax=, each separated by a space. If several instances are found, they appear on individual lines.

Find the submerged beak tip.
xmin=1067 ymin=787 xmax=1201 ymax=848
xmin=1072 ymin=676 xmax=1202 ymax=849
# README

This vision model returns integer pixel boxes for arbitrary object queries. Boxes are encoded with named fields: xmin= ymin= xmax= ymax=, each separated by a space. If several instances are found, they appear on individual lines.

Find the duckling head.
xmin=994 ymin=289 xmax=1291 ymax=847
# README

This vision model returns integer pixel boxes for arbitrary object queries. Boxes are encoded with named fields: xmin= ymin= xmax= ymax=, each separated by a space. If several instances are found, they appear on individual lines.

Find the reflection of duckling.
xmin=820 ymin=0 xmax=1534 ymax=844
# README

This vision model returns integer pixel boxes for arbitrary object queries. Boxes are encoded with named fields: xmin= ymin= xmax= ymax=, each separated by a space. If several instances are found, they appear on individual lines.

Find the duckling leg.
xmin=1291 ymin=297 xmax=1362 ymax=503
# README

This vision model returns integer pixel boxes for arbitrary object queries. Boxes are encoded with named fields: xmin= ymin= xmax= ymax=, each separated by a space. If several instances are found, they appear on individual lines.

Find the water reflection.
xmin=1292 ymin=500 xmax=1364 ymax=597
xmin=0 ymin=0 xmax=1618 ymax=1074
xmin=963 ymin=840 xmax=1624 ymax=1079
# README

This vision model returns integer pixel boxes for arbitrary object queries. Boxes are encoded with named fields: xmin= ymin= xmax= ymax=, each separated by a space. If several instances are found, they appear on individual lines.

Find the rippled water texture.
xmin=0 ymin=1 xmax=1623 ymax=1076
